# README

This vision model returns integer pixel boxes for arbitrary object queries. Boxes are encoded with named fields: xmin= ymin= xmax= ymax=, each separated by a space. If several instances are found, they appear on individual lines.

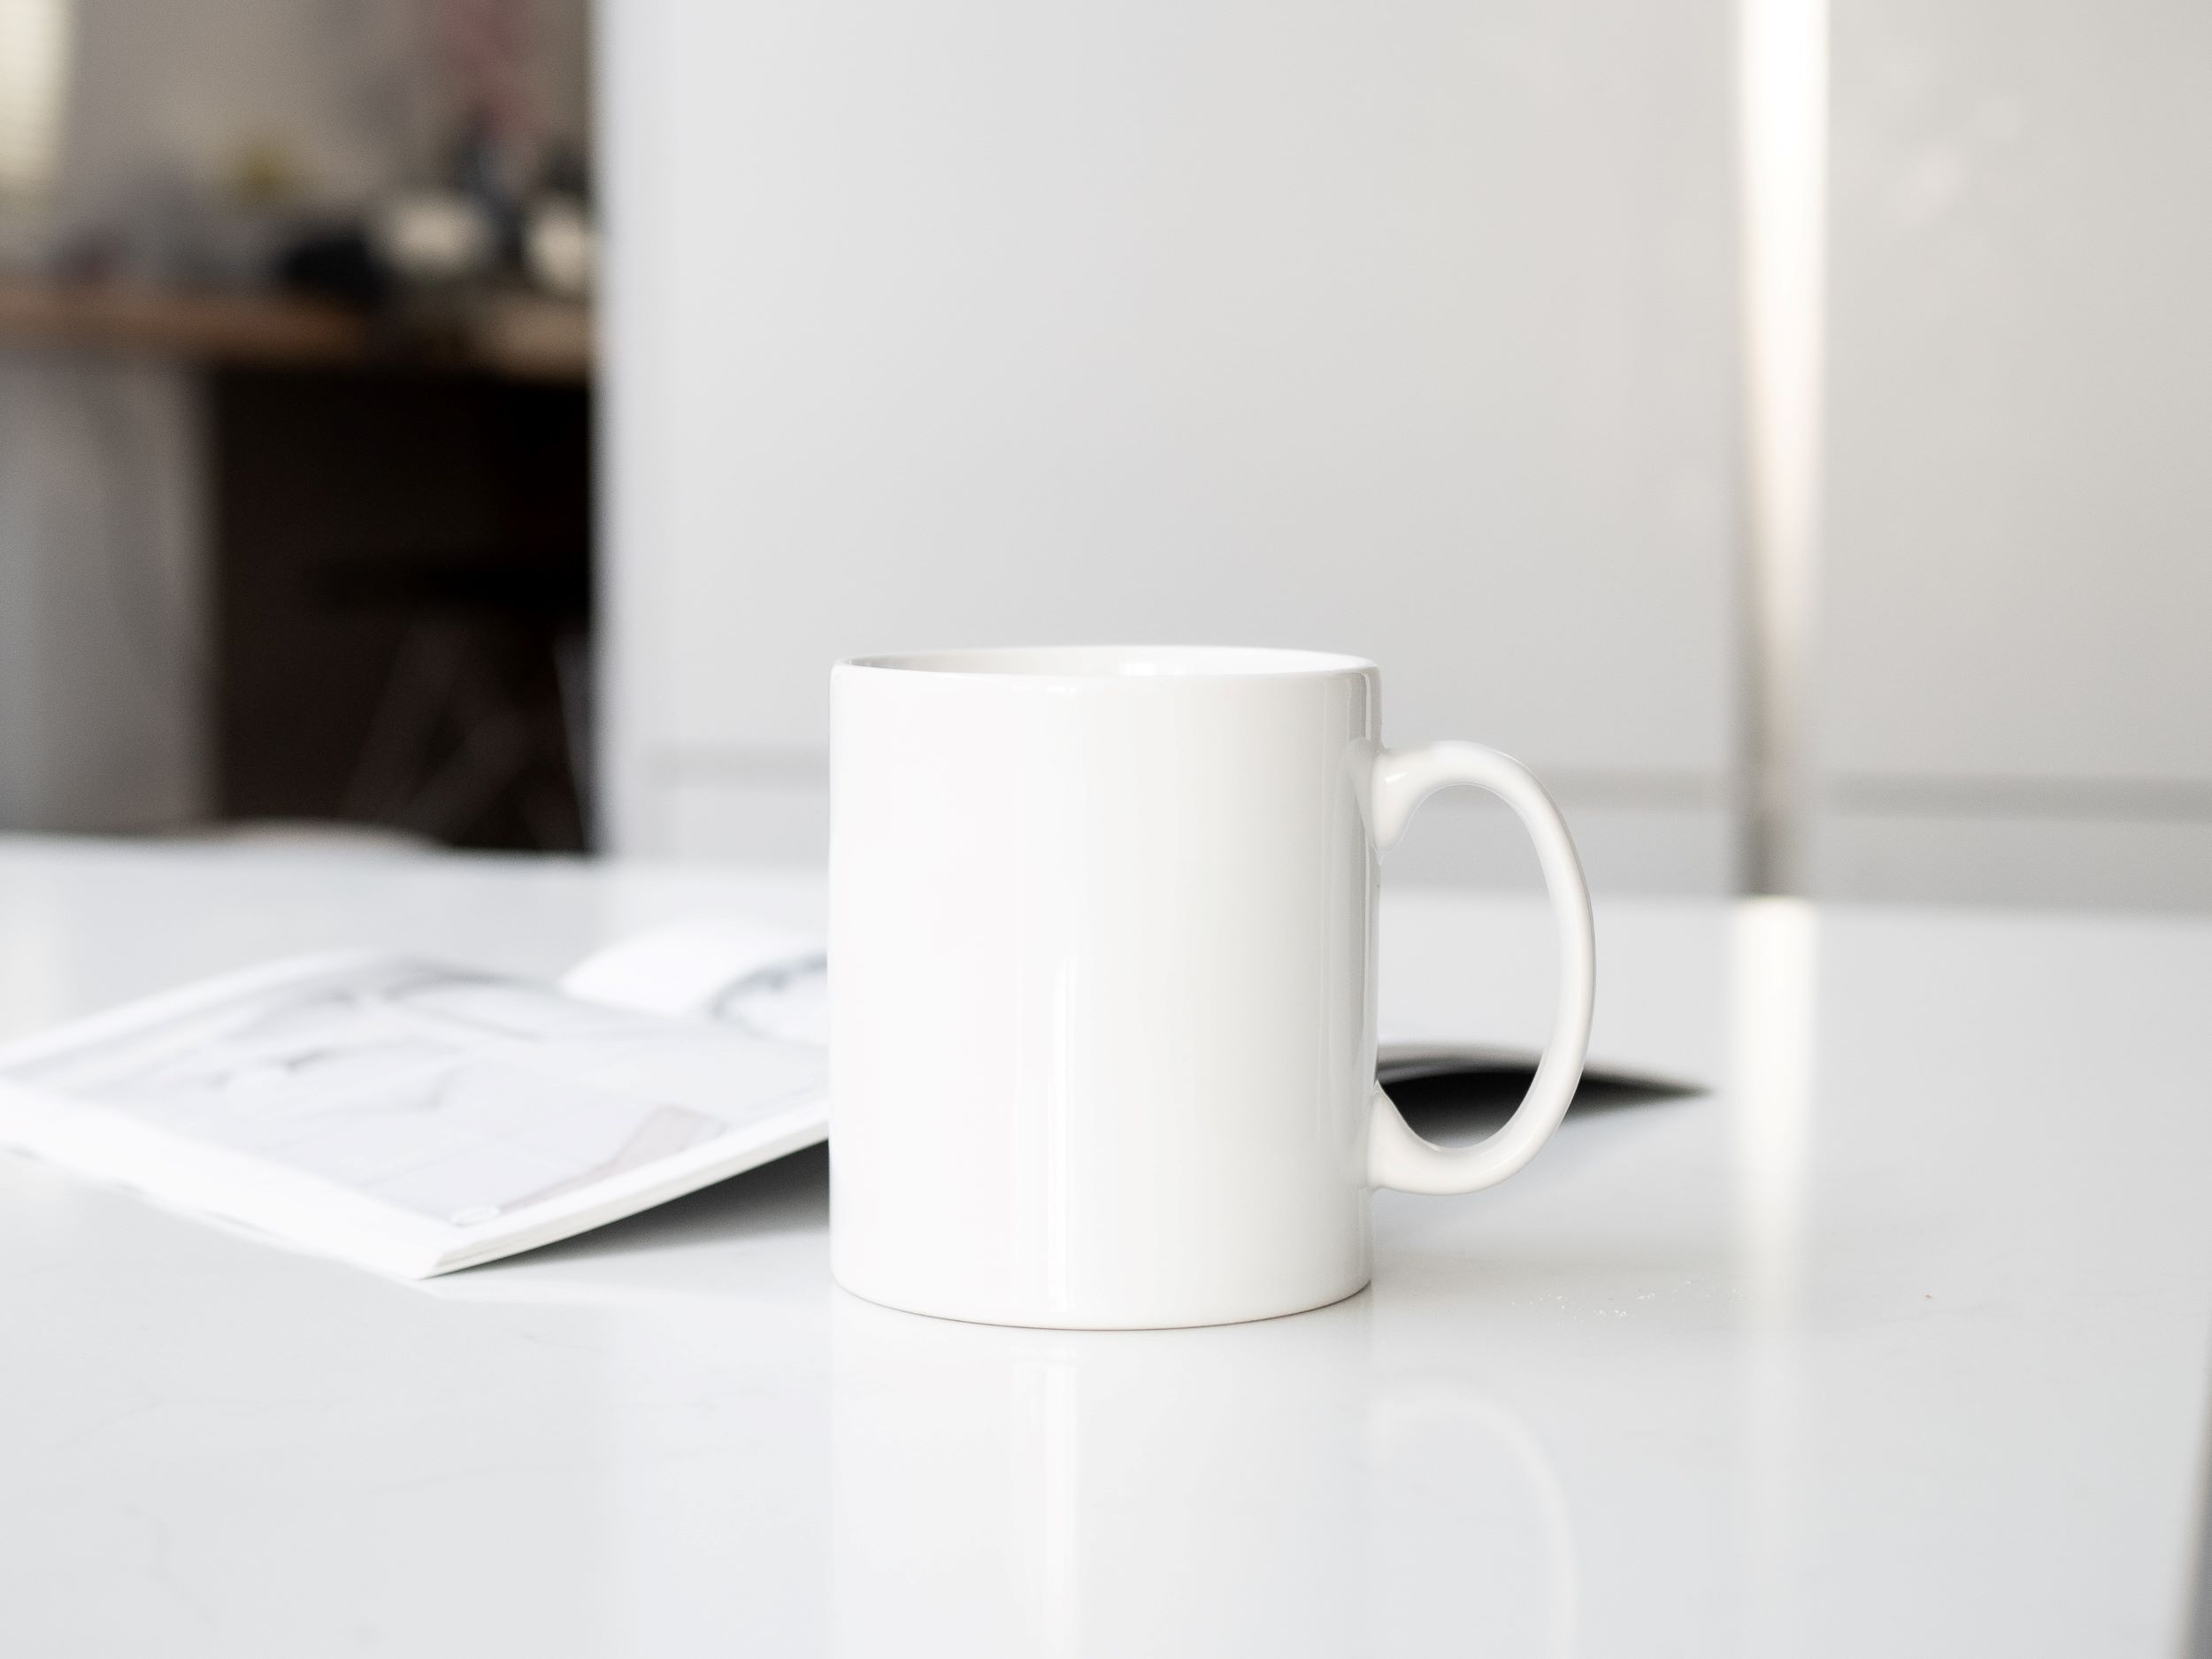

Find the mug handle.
xmin=1365 ymin=743 xmax=1596 ymax=1194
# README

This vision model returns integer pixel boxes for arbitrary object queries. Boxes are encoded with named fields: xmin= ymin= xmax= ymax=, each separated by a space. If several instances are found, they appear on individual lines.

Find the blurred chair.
xmin=319 ymin=546 xmax=591 ymax=852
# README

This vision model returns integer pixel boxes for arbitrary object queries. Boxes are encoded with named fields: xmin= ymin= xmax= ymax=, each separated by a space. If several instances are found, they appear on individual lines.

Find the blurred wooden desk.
xmin=0 ymin=277 xmax=591 ymax=381
xmin=0 ymin=277 xmax=595 ymax=848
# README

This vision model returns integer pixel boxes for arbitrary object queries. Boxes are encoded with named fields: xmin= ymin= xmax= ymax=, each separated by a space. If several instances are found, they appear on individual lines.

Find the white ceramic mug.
xmin=829 ymin=646 xmax=1594 ymax=1329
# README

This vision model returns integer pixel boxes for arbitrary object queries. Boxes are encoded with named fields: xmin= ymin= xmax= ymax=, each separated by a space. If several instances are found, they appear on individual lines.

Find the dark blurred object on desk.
xmin=273 ymin=226 xmax=391 ymax=312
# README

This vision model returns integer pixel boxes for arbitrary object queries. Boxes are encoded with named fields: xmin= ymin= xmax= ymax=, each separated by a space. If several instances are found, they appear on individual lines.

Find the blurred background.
xmin=0 ymin=0 xmax=2205 ymax=909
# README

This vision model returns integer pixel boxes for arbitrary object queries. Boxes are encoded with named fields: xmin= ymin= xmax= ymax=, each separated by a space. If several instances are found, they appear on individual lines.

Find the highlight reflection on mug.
xmin=829 ymin=1292 xmax=1577 ymax=1658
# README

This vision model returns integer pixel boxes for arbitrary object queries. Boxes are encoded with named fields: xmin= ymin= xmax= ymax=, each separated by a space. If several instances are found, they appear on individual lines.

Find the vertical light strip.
xmin=1738 ymin=0 xmax=1829 ymax=895
xmin=0 ymin=0 xmax=73 ymax=204
xmin=1731 ymin=895 xmax=1818 ymax=1310
xmin=1729 ymin=895 xmax=1820 ymax=1654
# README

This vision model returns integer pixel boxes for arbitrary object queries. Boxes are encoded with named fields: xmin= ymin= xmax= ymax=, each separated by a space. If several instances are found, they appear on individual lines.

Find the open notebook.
xmin=0 ymin=919 xmax=833 ymax=1279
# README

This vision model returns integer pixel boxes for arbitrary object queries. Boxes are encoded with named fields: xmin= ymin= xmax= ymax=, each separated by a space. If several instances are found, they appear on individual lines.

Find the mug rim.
xmin=838 ymin=645 xmax=1376 ymax=681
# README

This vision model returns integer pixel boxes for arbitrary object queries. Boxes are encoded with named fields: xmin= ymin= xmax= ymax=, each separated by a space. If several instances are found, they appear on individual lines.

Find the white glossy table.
xmin=4 ymin=836 xmax=2212 ymax=1657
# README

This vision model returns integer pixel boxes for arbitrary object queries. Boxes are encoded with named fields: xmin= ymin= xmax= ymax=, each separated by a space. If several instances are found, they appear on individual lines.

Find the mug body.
xmin=830 ymin=646 xmax=1381 ymax=1328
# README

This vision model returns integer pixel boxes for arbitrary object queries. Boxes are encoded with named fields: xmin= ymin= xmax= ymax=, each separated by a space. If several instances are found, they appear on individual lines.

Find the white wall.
xmin=602 ymin=0 xmax=1740 ymax=890
xmin=1814 ymin=0 xmax=2212 ymax=907
xmin=604 ymin=1 xmax=2212 ymax=906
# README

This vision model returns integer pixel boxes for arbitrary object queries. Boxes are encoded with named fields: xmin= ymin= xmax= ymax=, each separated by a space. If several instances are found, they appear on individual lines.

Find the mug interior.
xmin=844 ymin=645 xmax=1373 ymax=679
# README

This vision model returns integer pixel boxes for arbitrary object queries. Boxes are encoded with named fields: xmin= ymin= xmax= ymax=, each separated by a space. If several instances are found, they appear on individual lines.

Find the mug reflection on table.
xmin=828 ymin=1289 xmax=1576 ymax=1656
